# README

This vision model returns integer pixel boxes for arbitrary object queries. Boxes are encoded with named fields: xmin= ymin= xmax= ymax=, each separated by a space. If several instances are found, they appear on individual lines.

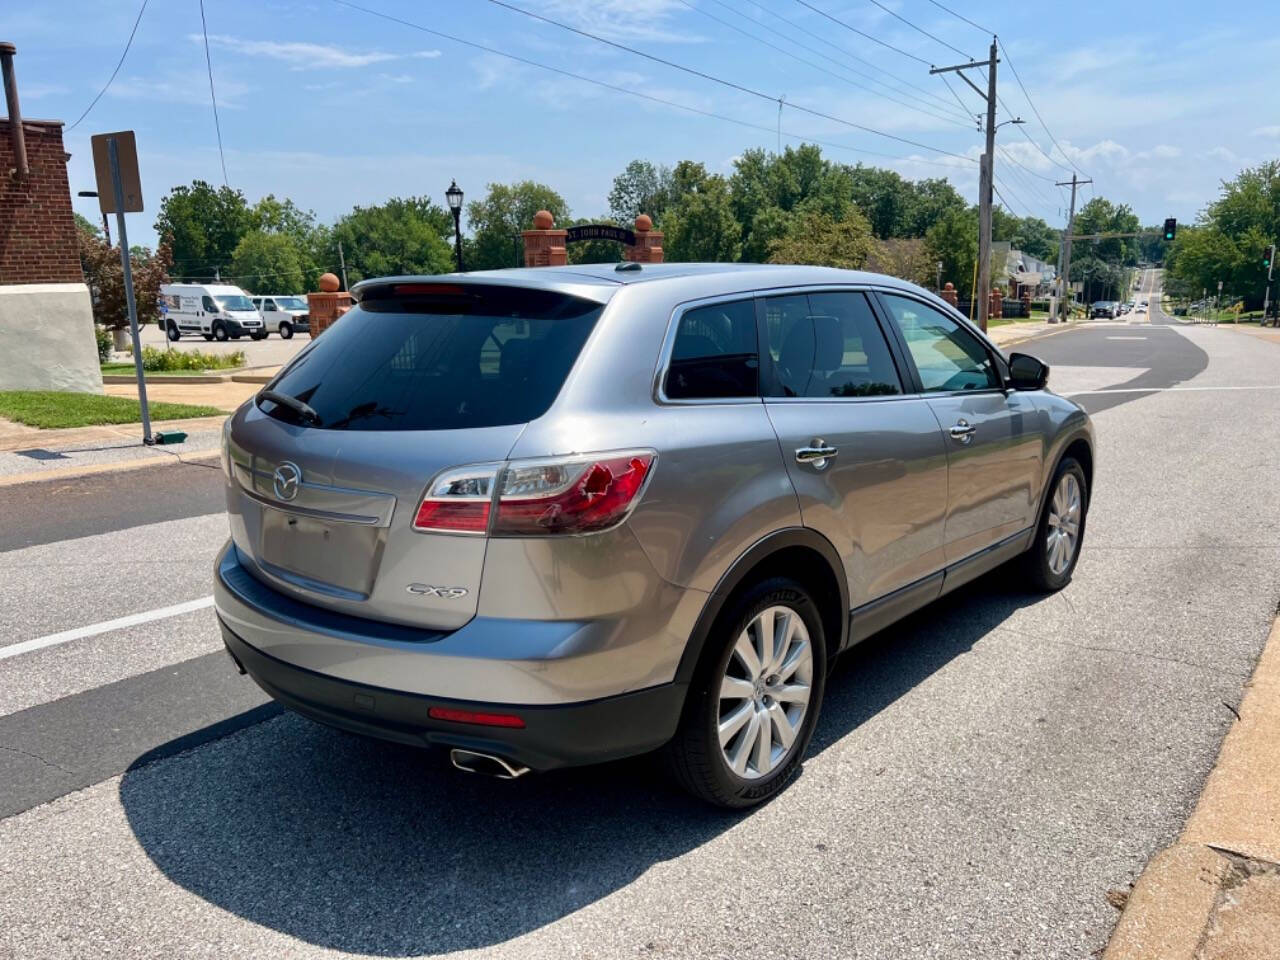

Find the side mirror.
xmin=1007 ymin=352 xmax=1049 ymax=391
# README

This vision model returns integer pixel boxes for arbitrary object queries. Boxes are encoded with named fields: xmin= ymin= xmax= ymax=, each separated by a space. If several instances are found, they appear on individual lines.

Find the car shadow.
xmin=119 ymin=570 xmax=1046 ymax=955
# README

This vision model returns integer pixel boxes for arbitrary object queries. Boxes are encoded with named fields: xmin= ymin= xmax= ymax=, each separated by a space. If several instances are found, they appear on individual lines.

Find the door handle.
xmin=795 ymin=439 xmax=838 ymax=469
xmin=949 ymin=419 xmax=975 ymax=444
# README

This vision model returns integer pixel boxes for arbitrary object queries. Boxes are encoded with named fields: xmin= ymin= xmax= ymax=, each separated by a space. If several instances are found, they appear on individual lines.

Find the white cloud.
xmin=1207 ymin=146 xmax=1238 ymax=162
xmin=1252 ymin=125 xmax=1280 ymax=139
xmin=107 ymin=73 xmax=250 ymax=108
xmin=20 ymin=81 xmax=68 ymax=100
xmin=194 ymin=34 xmax=439 ymax=69
xmin=541 ymin=0 xmax=703 ymax=43
xmin=379 ymin=73 xmax=414 ymax=85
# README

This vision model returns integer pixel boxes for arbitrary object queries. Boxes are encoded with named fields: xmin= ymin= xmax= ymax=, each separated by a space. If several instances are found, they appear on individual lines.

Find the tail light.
xmin=412 ymin=451 xmax=655 ymax=537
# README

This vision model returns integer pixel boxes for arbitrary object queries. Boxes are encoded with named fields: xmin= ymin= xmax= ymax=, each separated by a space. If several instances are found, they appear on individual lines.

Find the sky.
xmin=4 ymin=0 xmax=1279 ymax=250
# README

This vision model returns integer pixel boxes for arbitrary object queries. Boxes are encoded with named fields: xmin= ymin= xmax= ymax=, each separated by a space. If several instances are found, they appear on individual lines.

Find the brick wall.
xmin=0 ymin=119 xmax=84 ymax=285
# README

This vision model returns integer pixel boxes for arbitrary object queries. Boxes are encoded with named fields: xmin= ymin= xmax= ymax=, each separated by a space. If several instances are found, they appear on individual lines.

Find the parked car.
xmin=160 ymin=284 xmax=267 ymax=341
xmin=215 ymin=264 xmax=1094 ymax=808
xmin=251 ymin=295 xmax=311 ymax=339
xmin=1091 ymin=301 xmax=1117 ymax=318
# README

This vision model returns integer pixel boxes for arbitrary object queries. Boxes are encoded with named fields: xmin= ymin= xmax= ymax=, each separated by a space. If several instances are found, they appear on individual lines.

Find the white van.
xmin=159 ymin=284 xmax=267 ymax=342
xmin=250 ymin=295 xmax=311 ymax=339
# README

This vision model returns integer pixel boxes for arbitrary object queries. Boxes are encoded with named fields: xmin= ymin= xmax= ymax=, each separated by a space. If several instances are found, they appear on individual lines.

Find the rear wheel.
xmin=202 ymin=333 xmax=214 ymax=341
xmin=278 ymin=321 xmax=293 ymax=339
xmin=666 ymin=577 xmax=826 ymax=808
xmin=1023 ymin=457 xmax=1088 ymax=591
xmin=212 ymin=322 xmax=228 ymax=342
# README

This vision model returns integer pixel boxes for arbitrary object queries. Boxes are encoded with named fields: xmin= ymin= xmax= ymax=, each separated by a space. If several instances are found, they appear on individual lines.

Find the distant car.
xmin=1091 ymin=301 xmax=1117 ymax=318
xmin=250 ymin=295 xmax=311 ymax=339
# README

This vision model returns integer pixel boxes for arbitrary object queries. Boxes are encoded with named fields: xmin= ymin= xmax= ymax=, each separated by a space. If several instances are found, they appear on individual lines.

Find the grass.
xmin=0 ymin=391 xmax=223 ymax=429
xmin=100 ymin=363 xmax=227 ymax=377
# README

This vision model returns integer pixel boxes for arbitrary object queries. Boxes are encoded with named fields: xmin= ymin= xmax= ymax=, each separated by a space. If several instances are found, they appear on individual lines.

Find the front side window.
xmin=664 ymin=298 xmax=759 ymax=400
xmin=763 ymin=290 xmax=901 ymax=398
xmin=880 ymin=294 xmax=1001 ymax=393
xmin=201 ymin=295 xmax=217 ymax=312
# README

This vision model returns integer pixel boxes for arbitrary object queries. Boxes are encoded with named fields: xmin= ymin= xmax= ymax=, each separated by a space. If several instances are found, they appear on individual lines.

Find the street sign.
xmin=89 ymin=131 xmax=143 ymax=213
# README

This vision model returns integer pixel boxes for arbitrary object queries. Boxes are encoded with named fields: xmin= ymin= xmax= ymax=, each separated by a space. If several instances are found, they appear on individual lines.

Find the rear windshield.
xmin=258 ymin=284 xmax=604 ymax=430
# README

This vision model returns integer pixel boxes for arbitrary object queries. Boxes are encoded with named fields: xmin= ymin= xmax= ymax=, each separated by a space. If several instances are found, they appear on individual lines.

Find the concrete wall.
xmin=0 ymin=283 xmax=103 ymax=393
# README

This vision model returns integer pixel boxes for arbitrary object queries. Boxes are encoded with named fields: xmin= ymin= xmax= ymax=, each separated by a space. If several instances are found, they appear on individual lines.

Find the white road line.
xmin=0 ymin=596 xmax=215 ymax=662
xmin=1069 ymin=384 xmax=1280 ymax=396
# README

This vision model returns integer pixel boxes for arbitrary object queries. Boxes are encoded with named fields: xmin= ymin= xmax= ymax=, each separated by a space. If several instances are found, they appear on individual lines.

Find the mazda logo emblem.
xmin=273 ymin=462 xmax=302 ymax=501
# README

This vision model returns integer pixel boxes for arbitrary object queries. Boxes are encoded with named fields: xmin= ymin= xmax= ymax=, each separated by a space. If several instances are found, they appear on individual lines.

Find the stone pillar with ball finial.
xmin=522 ymin=210 xmax=568 ymax=267
xmin=307 ymin=272 xmax=353 ymax=337
xmin=624 ymin=214 xmax=664 ymax=263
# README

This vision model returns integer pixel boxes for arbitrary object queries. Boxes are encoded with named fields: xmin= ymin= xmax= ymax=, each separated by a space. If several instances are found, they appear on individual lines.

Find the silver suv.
xmin=215 ymin=264 xmax=1093 ymax=807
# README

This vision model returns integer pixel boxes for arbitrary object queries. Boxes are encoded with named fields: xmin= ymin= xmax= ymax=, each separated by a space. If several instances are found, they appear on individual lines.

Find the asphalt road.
xmin=3 ymin=304 xmax=1280 ymax=959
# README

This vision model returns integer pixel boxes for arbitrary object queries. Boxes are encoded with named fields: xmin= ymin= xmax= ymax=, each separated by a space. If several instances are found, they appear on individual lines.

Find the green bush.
xmin=139 ymin=347 xmax=246 ymax=372
xmin=94 ymin=326 xmax=112 ymax=364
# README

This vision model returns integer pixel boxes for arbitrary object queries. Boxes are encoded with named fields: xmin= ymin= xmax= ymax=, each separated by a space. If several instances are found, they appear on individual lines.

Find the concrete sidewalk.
xmin=1105 ymin=616 xmax=1280 ymax=959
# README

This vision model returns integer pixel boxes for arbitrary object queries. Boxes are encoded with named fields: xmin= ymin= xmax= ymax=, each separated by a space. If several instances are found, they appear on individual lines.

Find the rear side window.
xmin=763 ymin=291 xmax=901 ymax=398
xmin=258 ymin=285 xmax=603 ymax=430
xmin=664 ymin=298 xmax=759 ymax=400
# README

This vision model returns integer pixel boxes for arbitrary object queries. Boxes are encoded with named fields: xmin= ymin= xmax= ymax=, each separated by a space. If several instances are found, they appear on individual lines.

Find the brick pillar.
xmin=1021 ymin=289 xmax=1032 ymax=316
xmin=522 ymin=210 xmax=568 ymax=267
xmin=624 ymin=214 xmax=664 ymax=263
xmin=989 ymin=287 xmax=1004 ymax=319
xmin=307 ymin=272 xmax=352 ymax=337
xmin=940 ymin=282 xmax=958 ymax=308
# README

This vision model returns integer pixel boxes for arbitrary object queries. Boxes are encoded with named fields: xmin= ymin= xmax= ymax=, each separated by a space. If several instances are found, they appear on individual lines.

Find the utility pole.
xmin=337 ymin=240 xmax=349 ymax=291
xmin=932 ymin=37 xmax=1000 ymax=331
xmin=1055 ymin=173 xmax=1092 ymax=322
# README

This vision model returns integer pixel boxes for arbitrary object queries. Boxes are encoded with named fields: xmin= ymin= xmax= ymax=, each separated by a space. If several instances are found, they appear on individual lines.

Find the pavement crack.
xmin=993 ymin=626 xmax=1247 ymax=678
xmin=0 ymin=743 xmax=76 ymax=776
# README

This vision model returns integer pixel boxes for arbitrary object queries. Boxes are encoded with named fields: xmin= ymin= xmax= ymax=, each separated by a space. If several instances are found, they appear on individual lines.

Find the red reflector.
xmin=392 ymin=283 xmax=466 ymax=296
xmin=413 ymin=499 xmax=490 ymax=533
xmin=428 ymin=707 xmax=525 ymax=729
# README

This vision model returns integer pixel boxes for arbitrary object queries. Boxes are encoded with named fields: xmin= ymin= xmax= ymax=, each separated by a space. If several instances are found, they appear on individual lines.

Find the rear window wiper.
xmin=258 ymin=389 xmax=322 ymax=425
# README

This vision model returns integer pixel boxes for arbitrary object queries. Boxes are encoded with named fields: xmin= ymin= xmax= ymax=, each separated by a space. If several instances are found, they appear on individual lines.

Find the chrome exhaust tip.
xmin=449 ymin=748 xmax=530 ymax=780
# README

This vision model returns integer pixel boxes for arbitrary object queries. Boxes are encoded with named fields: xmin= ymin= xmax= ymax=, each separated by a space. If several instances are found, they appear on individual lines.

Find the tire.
xmin=1022 ymin=456 xmax=1088 ymax=592
xmin=166 ymin=321 xmax=180 ymax=342
xmin=231 ymin=333 xmax=242 ymax=340
xmin=202 ymin=333 xmax=214 ymax=342
xmin=665 ymin=576 xmax=827 ymax=808
xmin=278 ymin=321 xmax=293 ymax=339
xmin=212 ymin=322 xmax=229 ymax=342
xmin=251 ymin=332 xmax=267 ymax=341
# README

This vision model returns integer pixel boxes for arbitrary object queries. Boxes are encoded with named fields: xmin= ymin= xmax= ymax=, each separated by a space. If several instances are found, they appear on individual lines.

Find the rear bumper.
xmin=221 ymin=623 xmax=685 ymax=770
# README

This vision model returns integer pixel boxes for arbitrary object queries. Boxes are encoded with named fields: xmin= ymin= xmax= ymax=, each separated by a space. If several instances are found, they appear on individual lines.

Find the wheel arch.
xmin=1036 ymin=429 xmax=1094 ymax=530
xmin=674 ymin=527 xmax=849 ymax=687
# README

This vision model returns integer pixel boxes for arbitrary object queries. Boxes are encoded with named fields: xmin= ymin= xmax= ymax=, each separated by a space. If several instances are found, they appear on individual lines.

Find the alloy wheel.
xmin=1046 ymin=472 xmax=1082 ymax=576
xmin=717 ymin=605 xmax=813 ymax=780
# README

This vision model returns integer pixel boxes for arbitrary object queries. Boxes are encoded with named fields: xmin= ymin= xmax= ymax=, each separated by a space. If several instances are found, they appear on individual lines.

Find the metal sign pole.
xmin=108 ymin=136 xmax=152 ymax=445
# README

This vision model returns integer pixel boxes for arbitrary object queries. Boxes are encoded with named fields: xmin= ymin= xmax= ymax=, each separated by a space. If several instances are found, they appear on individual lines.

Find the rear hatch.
xmin=224 ymin=280 xmax=608 ymax=630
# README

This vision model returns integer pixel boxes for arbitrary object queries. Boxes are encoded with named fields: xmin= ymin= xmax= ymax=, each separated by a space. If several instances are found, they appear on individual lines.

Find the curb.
xmin=0 ymin=415 xmax=229 ymax=453
xmin=1104 ymin=616 xmax=1280 ymax=959
xmin=0 ymin=448 xmax=221 ymax=488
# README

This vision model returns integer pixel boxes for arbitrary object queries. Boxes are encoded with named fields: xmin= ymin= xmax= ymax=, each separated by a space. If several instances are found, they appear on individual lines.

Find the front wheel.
xmin=212 ymin=322 xmax=228 ymax=342
xmin=1022 ymin=457 xmax=1088 ymax=591
xmin=666 ymin=577 xmax=827 ymax=808
xmin=202 ymin=333 xmax=214 ymax=341
xmin=278 ymin=321 xmax=293 ymax=339
xmin=166 ymin=321 xmax=180 ymax=341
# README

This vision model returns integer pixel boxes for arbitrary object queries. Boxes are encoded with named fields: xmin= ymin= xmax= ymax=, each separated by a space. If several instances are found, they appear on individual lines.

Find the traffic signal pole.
xmin=1055 ymin=173 xmax=1091 ymax=322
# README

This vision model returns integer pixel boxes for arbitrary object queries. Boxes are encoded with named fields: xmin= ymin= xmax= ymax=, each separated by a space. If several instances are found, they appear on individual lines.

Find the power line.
xmin=921 ymin=0 xmax=992 ymax=35
xmin=197 ymin=0 xmax=229 ymax=186
xmin=788 ymin=0 xmax=932 ymax=66
xmin=482 ymin=0 xmax=972 ymax=158
xmin=995 ymin=149 xmax=1056 ymax=210
xmin=997 ymin=38 xmax=1086 ymax=178
xmin=329 ymin=0 xmax=972 ymax=169
xmin=996 ymin=144 xmax=1058 ymax=183
xmin=66 ymin=0 xmax=150 ymax=132
xmin=728 ymin=0 xmax=967 ymax=115
xmin=672 ymin=0 xmax=972 ymax=128
xmin=860 ymin=0 xmax=972 ymax=59
xmin=938 ymin=72 xmax=976 ymax=122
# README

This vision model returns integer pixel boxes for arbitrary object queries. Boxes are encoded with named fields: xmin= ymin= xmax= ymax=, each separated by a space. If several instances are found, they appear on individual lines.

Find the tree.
xmin=661 ymin=162 xmax=741 ymax=263
xmin=230 ymin=231 xmax=305 ymax=293
xmin=249 ymin=195 xmax=328 ymax=288
xmin=730 ymin=146 xmax=856 ymax=261
xmin=73 ymin=212 xmax=101 ymax=240
xmin=865 ymin=237 xmax=934 ymax=287
xmin=330 ymin=196 xmax=454 ymax=285
xmin=925 ymin=207 xmax=979 ymax=299
xmin=767 ymin=208 xmax=875 ymax=269
xmin=78 ymin=233 xmax=172 ymax=330
xmin=467 ymin=181 xmax=569 ymax=271
xmin=154 ymin=180 xmax=251 ymax=280
xmin=608 ymin=160 xmax=673 ymax=223
xmin=565 ymin=217 xmax=625 ymax=265
xmin=845 ymin=165 xmax=916 ymax=239
xmin=903 ymin=178 xmax=967 ymax=237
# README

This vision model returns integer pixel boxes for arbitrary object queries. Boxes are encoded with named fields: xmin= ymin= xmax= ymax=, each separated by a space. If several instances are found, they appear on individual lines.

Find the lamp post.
xmin=445 ymin=179 xmax=464 ymax=272
xmin=76 ymin=190 xmax=111 ymax=245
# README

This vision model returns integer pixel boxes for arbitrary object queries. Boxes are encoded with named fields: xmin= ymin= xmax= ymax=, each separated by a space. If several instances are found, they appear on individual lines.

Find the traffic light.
xmin=1265 ymin=244 xmax=1275 ymax=272
xmin=1163 ymin=218 xmax=1177 ymax=242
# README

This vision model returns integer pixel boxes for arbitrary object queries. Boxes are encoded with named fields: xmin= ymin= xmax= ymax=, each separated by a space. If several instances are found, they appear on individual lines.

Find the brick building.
xmin=0 ymin=42 xmax=101 ymax=393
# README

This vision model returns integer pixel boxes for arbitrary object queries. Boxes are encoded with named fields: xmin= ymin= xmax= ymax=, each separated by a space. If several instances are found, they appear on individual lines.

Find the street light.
xmin=445 ymin=179 xmax=464 ymax=272
xmin=76 ymin=190 xmax=111 ymax=245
